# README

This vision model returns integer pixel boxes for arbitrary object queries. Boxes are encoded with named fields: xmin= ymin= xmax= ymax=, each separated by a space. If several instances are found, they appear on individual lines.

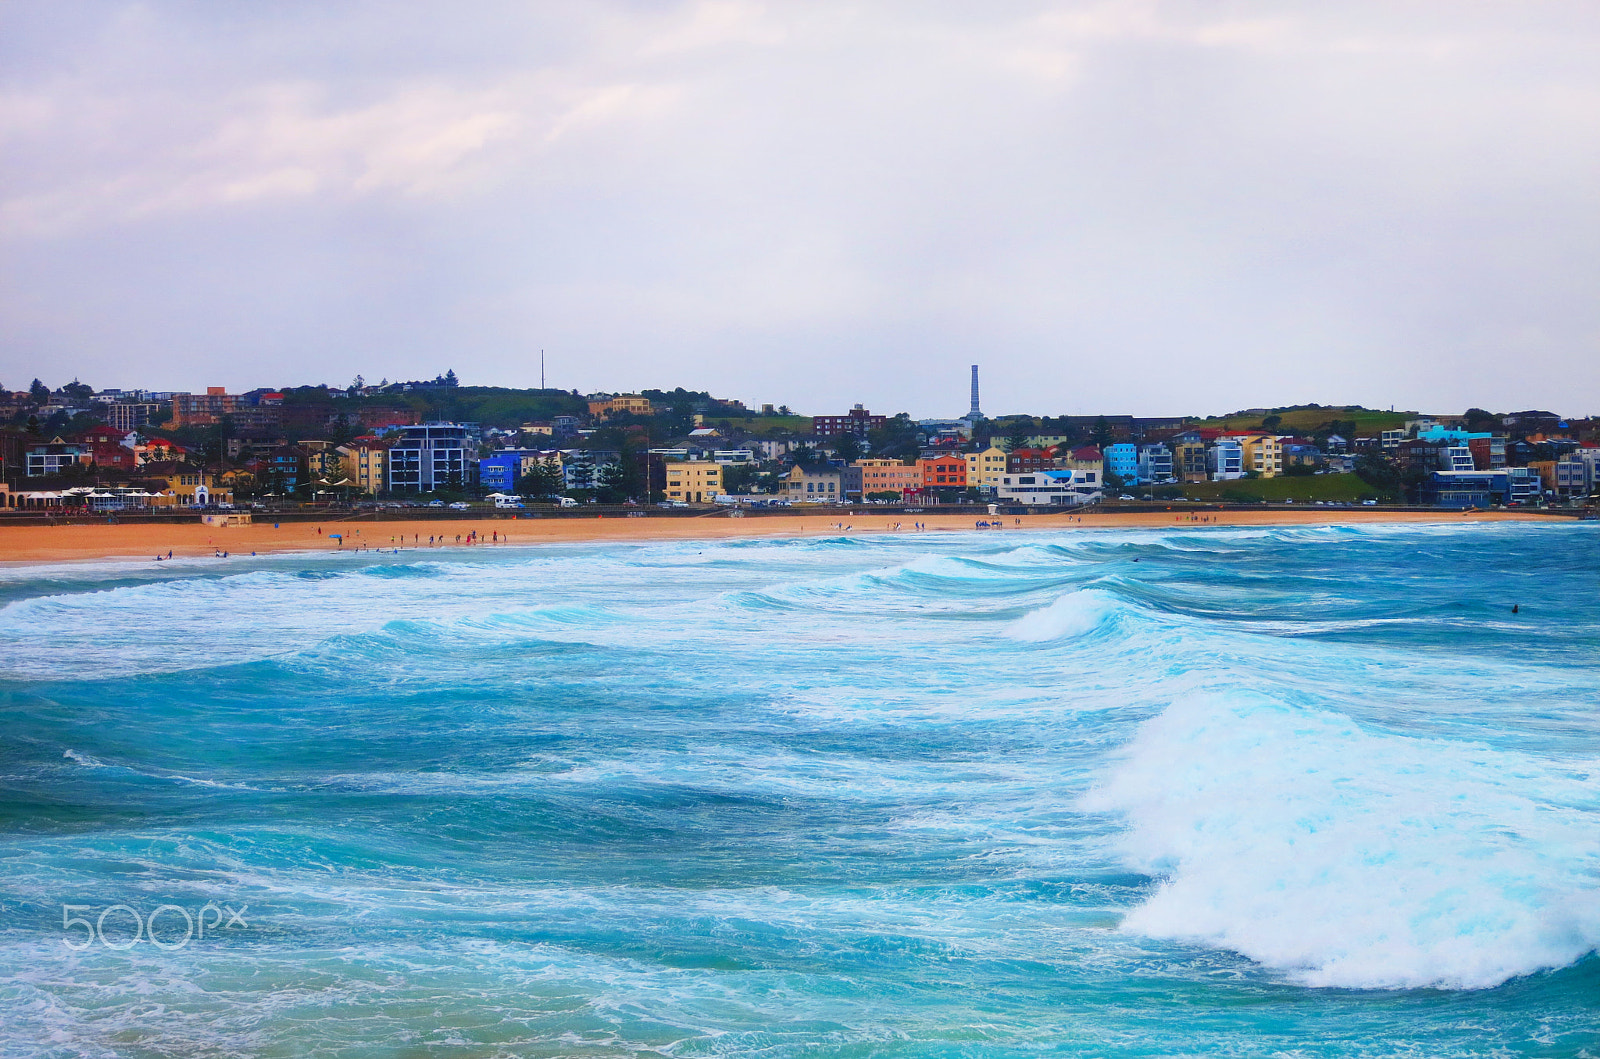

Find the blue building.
xmin=1104 ymin=443 xmax=1138 ymax=484
xmin=478 ymin=452 xmax=523 ymax=492
xmin=1424 ymin=469 xmax=1540 ymax=508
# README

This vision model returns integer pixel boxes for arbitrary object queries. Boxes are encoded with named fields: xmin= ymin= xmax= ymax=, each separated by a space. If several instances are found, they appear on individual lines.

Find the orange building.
xmin=917 ymin=454 xmax=967 ymax=493
xmin=855 ymin=459 xmax=922 ymax=497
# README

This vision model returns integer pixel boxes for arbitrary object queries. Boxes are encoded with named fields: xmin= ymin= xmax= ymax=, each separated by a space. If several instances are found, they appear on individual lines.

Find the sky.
xmin=2 ymin=2 xmax=1598 ymax=419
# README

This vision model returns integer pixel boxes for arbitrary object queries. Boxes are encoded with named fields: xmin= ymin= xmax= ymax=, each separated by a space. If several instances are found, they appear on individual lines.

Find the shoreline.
xmin=0 ymin=509 xmax=1568 ymax=566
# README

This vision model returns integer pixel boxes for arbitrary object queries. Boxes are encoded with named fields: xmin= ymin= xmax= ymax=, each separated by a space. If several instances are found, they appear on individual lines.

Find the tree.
xmin=722 ymin=463 xmax=760 ymax=495
xmin=1262 ymin=414 xmax=1282 ymax=430
xmin=595 ymin=460 xmax=628 ymax=503
xmin=515 ymin=456 xmax=564 ymax=498
xmin=833 ymin=434 xmax=863 ymax=463
xmin=789 ymin=443 xmax=818 ymax=466
xmin=1091 ymin=417 xmax=1113 ymax=448
xmin=29 ymin=379 xmax=49 ymax=403
xmin=63 ymin=378 xmax=93 ymax=401
xmin=866 ymin=414 xmax=920 ymax=460
xmin=1007 ymin=423 xmax=1031 ymax=452
xmin=444 ymin=369 xmax=459 ymax=387
xmin=329 ymin=413 xmax=356 ymax=447
xmin=1462 ymin=407 xmax=1500 ymax=432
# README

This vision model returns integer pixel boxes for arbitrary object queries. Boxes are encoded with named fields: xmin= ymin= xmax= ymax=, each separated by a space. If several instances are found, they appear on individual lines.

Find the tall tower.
xmin=967 ymin=364 xmax=983 ymax=421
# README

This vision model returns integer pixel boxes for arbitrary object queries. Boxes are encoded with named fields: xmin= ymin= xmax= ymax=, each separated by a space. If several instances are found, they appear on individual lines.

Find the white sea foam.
xmin=1086 ymin=692 xmax=1600 ymax=989
xmin=1007 ymin=589 xmax=1128 ymax=641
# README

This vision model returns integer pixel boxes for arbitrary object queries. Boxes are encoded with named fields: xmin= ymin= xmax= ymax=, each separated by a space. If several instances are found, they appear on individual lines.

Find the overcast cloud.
xmin=2 ymin=1 xmax=1597 ymax=417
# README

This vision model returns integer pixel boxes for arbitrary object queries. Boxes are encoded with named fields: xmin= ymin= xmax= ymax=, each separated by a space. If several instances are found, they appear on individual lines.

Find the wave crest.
xmin=1085 ymin=693 xmax=1600 ymax=989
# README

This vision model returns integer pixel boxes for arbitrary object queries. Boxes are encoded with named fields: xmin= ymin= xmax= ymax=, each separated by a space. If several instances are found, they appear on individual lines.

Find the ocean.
xmin=1 ymin=521 xmax=1597 ymax=1057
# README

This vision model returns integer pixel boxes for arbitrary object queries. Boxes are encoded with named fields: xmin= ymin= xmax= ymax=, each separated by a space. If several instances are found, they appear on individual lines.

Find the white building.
xmin=1555 ymin=449 xmax=1600 ymax=496
xmin=1208 ymin=439 xmax=1245 ymax=481
xmin=996 ymin=469 xmax=1102 ymax=506
xmin=388 ymin=423 xmax=474 ymax=492
xmin=1137 ymin=443 xmax=1174 ymax=483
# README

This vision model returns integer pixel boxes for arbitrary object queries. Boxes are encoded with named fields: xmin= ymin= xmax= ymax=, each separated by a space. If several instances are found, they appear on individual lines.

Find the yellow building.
xmin=586 ymin=394 xmax=653 ymax=419
xmin=664 ymin=460 xmax=722 ymax=503
xmin=964 ymin=446 xmax=1008 ymax=493
xmin=1236 ymin=434 xmax=1283 ymax=478
xmin=142 ymin=463 xmax=233 ymax=505
xmin=338 ymin=439 xmax=390 ymax=495
xmin=1171 ymin=440 xmax=1209 ymax=483
xmin=854 ymin=459 xmax=921 ymax=497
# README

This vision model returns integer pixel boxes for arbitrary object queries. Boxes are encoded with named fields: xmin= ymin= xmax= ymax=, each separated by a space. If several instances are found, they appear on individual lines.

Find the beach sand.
xmin=0 ymin=508 xmax=1559 ymax=565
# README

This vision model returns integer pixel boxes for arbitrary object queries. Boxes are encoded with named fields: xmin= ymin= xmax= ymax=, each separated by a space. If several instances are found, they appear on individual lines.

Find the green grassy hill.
xmin=1193 ymin=405 xmax=1425 ymax=436
xmin=1178 ymin=472 xmax=1388 ymax=503
xmin=695 ymin=415 xmax=814 ymax=436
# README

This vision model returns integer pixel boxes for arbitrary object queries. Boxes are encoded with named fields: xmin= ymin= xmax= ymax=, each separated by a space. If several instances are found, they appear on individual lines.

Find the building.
xmin=1209 ymin=439 xmax=1244 ymax=480
xmin=664 ymin=460 xmax=723 ymax=503
xmin=964 ymin=446 xmax=1008 ymax=494
xmin=1062 ymin=446 xmax=1104 ymax=477
xmin=812 ymin=406 xmax=887 ymax=437
xmin=1104 ymin=443 xmax=1139 ymax=483
xmin=104 ymin=402 xmax=166 ymax=432
xmin=388 ymin=423 xmax=473 ymax=492
xmin=1006 ymin=447 xmax=1055 ymax=474
xmin=586 ymin=394 xmax=652 ymax=419
xmin=262 ymin=445 xmax=307 ymax=494
xmin=1169 ymin=438 xmax=1209 ymax=483
xmin=782 ymin=464 xmax=842 ymax=502
xmin=1423 ymin=469 xmax=1541 ymax=508
xmin=558 ymin=448 xmax=619 ymax=490
xmin=25 ymin=438 xmax=85 ymax=477
xmin=1441 ymin=444 xmax=1477 ymax=472
xmin=478 ymin=452 xmax=524 ymax=493
xmin=1467 ymin=436 xmax=1507 ymax=470
xmin=855 ymin=459 xmax=922 ymax=498
xmin=1136 ymin=443 xmax=1173 ymax=483
xmin=138 ymin=462 xmax=232 ymax=506
xmin=1234 ymin=435 xmax=1283 ymax=478
xmin=917 ymin=418 xmax=973 ymax=441
xmin=338 ymin=438 xmax=390 ymax=495
xmin=996 ymin=469 xmax=1102 ymax=506
xmin=917 ymin=453 xmax=967 ymax=494
xmin=1555 ymin=448 xmax=1600 ymax=496
xmin=169 ymin=387 xmax=284 ymax=433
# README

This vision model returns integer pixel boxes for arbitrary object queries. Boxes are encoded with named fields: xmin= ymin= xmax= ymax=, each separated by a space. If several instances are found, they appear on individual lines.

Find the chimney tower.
xmin=967 ymin=364 xmax=983 ymax=421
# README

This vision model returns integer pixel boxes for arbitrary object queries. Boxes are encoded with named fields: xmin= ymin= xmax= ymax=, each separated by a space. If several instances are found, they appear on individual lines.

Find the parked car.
xmin=1362 ymin=499 xmax=1378 ymax=505
xmin=448 ymin=501 xmax=470 ymax=510
xmin=427 ymin=500 xmax=444 ymax=508
xmin=557 ymin=497 xmax=579 ymax=508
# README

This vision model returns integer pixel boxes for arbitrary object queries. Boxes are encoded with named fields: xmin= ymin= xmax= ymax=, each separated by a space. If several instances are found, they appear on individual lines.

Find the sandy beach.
xmin=0 ymin=508 xmax=1562 ymax=564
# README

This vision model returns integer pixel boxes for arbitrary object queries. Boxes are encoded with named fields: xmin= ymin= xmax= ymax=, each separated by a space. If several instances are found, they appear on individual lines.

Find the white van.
xmin=557 ymin=497 xmax=579 ymax=508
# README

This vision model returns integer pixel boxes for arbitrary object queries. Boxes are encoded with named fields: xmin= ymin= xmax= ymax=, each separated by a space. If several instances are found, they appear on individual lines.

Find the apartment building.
xmin=783 ymin=464 xmax=842 ymax=501
xmin=964 ymin=446 xmax=1008 ymax=494
xmin=856 ymin=459 xmax=922 ymax=497
xmin=388 ymin=423 xmax=473 ymax=492
xmin=665 ymin=460 xmax=723 ymax=503
xmin=338 ymin=437 xmax=389 ymax=494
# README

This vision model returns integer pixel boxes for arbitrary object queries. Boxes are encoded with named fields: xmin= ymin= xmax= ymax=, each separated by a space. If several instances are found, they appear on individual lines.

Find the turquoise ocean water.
xmin=1 ymin=522 xmax=1597 ymax=1056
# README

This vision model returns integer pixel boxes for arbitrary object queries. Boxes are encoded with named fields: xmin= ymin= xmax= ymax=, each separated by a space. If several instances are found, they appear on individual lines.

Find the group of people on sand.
xmin=1176 ymin=513 xmax=1222 ymax=523
xmin=318 ymin=526 xmax=512 ymax=552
